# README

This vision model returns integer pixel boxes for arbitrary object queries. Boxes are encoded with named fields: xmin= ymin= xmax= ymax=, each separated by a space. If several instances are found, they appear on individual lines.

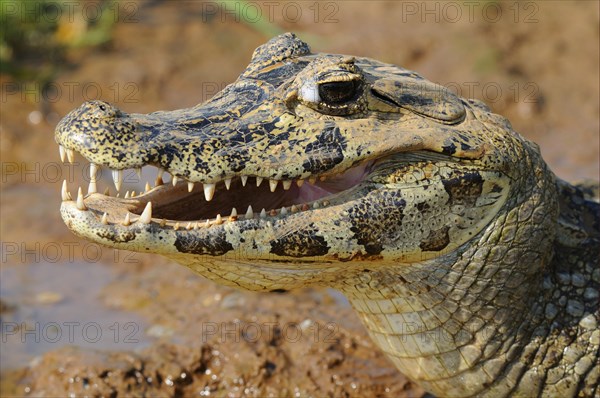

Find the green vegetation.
xmin=0 ymin=0 xmax=116 ymax=83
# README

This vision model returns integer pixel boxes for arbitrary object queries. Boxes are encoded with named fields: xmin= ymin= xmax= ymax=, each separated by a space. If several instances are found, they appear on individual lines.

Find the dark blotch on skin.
xmin=180 ymin=118 xmax=212 ymax=130
xmin=175 ymin=231 xmax=234 ymax=255
xmin=96 ymin=227 xmax=138 ymax=243
xmin=302 ymin=125 xmax=346 ymax=173
xmin=442 ymin=171 xmax=484 ymax=206
xmin=420 ymin=226 xmax=450 ymax=251
xmin=270 ymin=223 xmax=329 ymax=257
xmin=349 ymin=192 xmax=406 ymax=255
xmin=490 ymin=183 xmax=503 ymax=193
xmin=416 ymin=202 xmax=430 ymax=212
xmin=441 ymin=142 xmax=457 ymax=155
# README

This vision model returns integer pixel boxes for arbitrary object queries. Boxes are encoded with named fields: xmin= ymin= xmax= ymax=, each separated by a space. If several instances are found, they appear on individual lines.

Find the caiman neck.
xmin=334 ymin=156 xmax=565 ymax=397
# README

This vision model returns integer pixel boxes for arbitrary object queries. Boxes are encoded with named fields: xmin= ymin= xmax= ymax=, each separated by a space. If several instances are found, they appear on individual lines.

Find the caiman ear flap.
xmin=371 ymin=77 xmax=466 ymax=123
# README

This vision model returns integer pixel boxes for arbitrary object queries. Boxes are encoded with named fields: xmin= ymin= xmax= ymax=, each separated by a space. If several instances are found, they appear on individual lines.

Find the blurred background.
xmin=1 ymin=1 xmax=598 ymax=396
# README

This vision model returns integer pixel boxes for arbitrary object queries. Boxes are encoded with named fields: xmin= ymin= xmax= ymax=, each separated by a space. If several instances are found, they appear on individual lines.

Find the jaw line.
xmin=60 ymin=170 xmax=377 ymax=235
xmin=58 ymin=178 xmax=375 ymax=265
xmin=57 ymin=147 xmax=464 ymax=239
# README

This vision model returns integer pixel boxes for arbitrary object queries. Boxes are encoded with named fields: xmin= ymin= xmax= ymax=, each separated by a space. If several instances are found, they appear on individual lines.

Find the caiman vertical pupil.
xmin=318 ymin=80 xmax=358 ymax=104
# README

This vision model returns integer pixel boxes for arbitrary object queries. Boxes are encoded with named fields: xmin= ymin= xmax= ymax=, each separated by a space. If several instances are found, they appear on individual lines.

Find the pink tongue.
xmin=295 ymin=162 xmax=374 ymax=203
xmin=319 ymin=164 xmax=371 ymax=193
xmin=297 ymin=184 xmax=333 ymax=202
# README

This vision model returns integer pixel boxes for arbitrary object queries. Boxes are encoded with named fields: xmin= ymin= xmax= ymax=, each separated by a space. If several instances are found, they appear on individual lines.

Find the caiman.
xmin=54 ymin=33 xmax=599 ymax=397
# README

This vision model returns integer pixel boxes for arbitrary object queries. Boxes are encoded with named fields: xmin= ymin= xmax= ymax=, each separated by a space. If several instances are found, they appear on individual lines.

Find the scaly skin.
xmin=55 ymin=34 xmax=599 ymax=397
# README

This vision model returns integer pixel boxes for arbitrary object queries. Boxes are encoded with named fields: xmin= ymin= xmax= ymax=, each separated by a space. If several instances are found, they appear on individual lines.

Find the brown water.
xmin=1 ymin=261 xmax=152 ymax=372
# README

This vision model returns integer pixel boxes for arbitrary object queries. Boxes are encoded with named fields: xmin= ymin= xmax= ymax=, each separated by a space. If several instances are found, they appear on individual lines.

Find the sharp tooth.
xmin=260 ymin=208 xmax=266 ymax=218
xmin=203 ymin=183 xmax=215 ymax=201
xmin=308 ymin=176 xmax=317 ymax=185
xmin=103 ymin=187 xmax=110 ymax=196
xmin=135 ymin=167 xmax=142 ymax=179
xmin=59 ymin=145 xmax=66 ymax=162
xmin=88 ymin=180 xmax=97 ymax=194
xmin=245 ymin=205 xmax=254 ymax=219
xmin=76 ymin=187 xmax=87 ymax=210
xmin=101 ymin=212 xmax=108 ymax=225
xmin=281 ymin=207 xmax=288 ymax=215
xmin=282 ymin=180 xmax=292 ymax=190
xmin=174 ymin=222 xmax=180 ymax=230
xmin=313 ymin=202 xmax=320 ymax=209
xmin=131 ymin=191 xmax=137 ymax=197
xmin=124 ymin=191 xmax=130 ymax=199
xmin=269 ymin=179 xmax=279 ymax=192
xmin=145 ymin=182 xmax=151 ymax=193
xmin=160 ymin=219 xmax=167 ymax=227
xmin=224 ymin=178 xmax=232 ymax=190
xmin=122 ymin=213 xmax=131 ymax=226
xmin=269 ymin=209 xmax=277 ymax=216
xmin=215 ymin=214 xmax=223 ymax=224
xmin=112 ymin=169 xmax=123 ymax=191
xmin=186 ymin=222 xmax=193 ymax=230
xmin=322 ymin=200 xmax=330 ymax=206
xmin=256 ymin=177 xmax=263 ymax=187
xmin=301 ymin=204 xmax=310 ymax=211
xmin=205 ymin=220 xmax=210 ymax=228
xmin=139 ymin=202 xmax=152 ymax=224
xmin=291 ymin=205 xmax=299 ymax=213
xmin=194 ymin=222 xmax=199 ymax=230
xmin=90 ymin=163 xmax=99 ymax=182
xmin=66 ymin=148 xmax=75 ymax=163
xmin=188 ymin=181 xmax=195 ymax=192
xmin=230 ymin=208 xmax=238 ymax=217
xmin=61 ymin=180 xmax=71 ymax=201
xmin=241 ymin=176 xmax=248 ymax=186
xmin=156 ymin=168 xmax=164 ymax=185
xmin=296 ymin=180 xmax=304 ymax=187
xmin=172 ymin=175 xmax=179 ymax=186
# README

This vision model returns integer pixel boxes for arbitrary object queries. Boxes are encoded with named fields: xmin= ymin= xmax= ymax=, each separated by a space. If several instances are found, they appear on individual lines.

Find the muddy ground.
xmin=1 ymin=1 xmax=598 ymax=397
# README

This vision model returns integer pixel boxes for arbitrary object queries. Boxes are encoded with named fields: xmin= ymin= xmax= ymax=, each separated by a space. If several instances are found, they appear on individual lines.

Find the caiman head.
xmin=55 ymin=33 xmax=556 ymax=291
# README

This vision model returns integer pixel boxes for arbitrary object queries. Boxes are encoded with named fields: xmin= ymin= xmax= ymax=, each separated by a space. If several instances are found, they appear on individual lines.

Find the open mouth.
xmin=58 ymin=145 xmax=375 ymax=229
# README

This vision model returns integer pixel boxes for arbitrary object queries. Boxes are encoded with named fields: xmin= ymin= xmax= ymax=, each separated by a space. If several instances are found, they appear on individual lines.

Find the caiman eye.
xmin=318 ymin=80 xmax=359 ymax=104
xmin=295 ymin=66 xmax=364 ymax=116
